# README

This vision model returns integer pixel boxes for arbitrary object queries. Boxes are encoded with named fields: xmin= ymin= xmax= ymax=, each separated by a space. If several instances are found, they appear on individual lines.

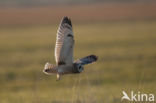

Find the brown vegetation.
xmin=0 ymin=3 xmax=156 ymax=25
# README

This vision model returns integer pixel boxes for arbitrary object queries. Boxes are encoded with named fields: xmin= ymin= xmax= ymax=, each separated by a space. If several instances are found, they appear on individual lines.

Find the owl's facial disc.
xmin=77 ymin=64 xmax=84 ymax=73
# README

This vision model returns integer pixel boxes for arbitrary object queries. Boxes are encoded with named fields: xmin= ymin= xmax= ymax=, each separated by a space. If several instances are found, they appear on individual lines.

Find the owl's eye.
xmin=79 ymin=65 xmax=82 ymax=69
xmin=77 ymin=64 xmax=83 ymax=73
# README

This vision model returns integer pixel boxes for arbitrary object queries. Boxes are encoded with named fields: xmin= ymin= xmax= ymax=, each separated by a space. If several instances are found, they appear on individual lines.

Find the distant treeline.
xmin=0 ymin=0 xmax=156 ymax=7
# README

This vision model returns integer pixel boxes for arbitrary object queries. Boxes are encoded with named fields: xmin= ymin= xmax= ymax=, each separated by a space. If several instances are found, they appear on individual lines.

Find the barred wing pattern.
xmin=55 ymin=17 xmax=74 ymax=65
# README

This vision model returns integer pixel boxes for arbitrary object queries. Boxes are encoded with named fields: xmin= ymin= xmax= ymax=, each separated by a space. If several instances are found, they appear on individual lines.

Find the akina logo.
xmin=121 ymin=91 xmax=154 ymax=102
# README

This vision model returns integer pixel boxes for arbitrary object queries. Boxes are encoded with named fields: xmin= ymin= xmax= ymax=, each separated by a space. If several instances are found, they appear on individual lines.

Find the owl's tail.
xmin=74 ymin=55 xmax=98 ymax=66
xmin=43 ymin=62 xmax=58 ymax=74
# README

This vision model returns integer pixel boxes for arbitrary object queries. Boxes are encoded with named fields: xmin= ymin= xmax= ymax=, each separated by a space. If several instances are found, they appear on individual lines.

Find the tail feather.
xmin=74 ymin=55 xmax=98 ymax=65
xmin=43 ymin=62 xmax=57 ymax=74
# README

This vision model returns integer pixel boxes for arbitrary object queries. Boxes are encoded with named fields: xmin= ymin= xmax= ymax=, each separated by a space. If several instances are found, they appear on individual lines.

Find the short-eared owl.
xmin=43 ymin=16 xmax=98 ymax=80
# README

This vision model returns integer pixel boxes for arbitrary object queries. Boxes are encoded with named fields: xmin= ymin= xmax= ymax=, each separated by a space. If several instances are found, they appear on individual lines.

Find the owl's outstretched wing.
xmin=74 ymin=55 xmax=98 ymax=65
xmin=55 ymin=16 xmax=74 ymax=65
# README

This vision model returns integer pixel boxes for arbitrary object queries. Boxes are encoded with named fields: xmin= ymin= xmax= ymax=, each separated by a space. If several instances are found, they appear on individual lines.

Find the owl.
xmin=43 ymin=16 xmax=98 ymax=80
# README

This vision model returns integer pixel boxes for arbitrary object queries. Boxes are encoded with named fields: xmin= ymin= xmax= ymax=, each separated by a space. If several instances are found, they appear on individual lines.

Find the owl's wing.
xmin=55 ymin=17 xmax=74 ymax=65
xmin=74 ymin=55 xmax=98 ymax=65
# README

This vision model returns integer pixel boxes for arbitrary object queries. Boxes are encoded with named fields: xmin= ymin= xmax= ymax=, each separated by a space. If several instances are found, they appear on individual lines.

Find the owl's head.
xmin=74 ymin=63 xmax=84 ymax=73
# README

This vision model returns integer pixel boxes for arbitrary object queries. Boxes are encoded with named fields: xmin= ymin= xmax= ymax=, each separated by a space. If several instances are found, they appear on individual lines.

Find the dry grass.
xmin=0 ymin=20 xmax=156 ymax=103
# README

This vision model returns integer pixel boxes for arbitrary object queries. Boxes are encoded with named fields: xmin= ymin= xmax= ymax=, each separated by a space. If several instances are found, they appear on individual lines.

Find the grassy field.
xmin=0 ymin=20 xmax=156 ymax=103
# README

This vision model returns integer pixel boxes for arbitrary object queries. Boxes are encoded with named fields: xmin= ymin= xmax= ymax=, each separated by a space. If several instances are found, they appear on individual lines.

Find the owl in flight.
xmin=43 ymin=16 xmax=98 ymax=80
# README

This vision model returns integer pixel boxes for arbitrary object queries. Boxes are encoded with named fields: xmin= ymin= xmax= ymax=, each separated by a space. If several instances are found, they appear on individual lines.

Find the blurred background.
xmin=0 ymin=0 xmax=156 ymax=103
